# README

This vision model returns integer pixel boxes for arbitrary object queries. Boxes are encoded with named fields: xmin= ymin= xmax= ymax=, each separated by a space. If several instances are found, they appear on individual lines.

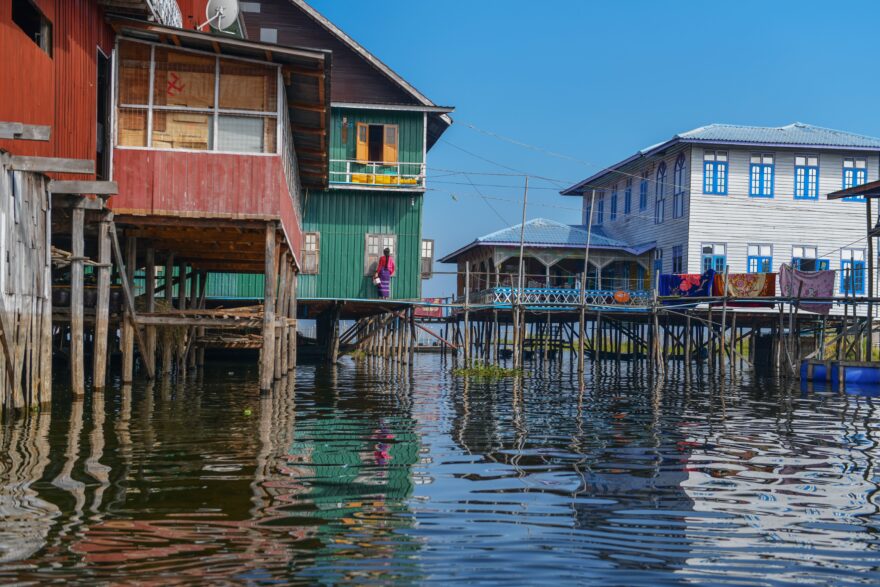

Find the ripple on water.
xmin=0 ymin=357 xmax=878 ymax=584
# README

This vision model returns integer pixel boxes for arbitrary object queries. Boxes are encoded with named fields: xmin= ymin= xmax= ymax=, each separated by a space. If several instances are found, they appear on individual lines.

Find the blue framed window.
xmin=596 ymin=191 xmax=605 ymax=225
xmin=749 ymin=153 xmax=775 ymax=197
xmin=610 ymin=185 xmax=618 ymax=221
xmin=636 ymin=265 xmax=646 ymax=288
xmin=653 ymin=248 xmax=663 ymax=275
xmin=792 ymin=245 xmax=829 ymax=271
xmin=843 ymin=157 xmax=868 ymax=201
xmin=747 ymin=244 xmax=772 ymax=273
xmin=703 ymin=150 xmax=728 ymax=195
xmin=794 ymin=155 xmax=819 ymax=200
xmin=583 ymin=200 xmax=591 ymax=225
xmin=654 ymin=162 xmax=666 ymax=224
xmin=672 ymin=245 xmax=684 ymax=274
xmin=673 ymin=153 xmax=686 ymax=218
xmin=701 ymin=243 xmax=726 ymax=272
xmin=624 ymin=178 xmax=632 ymax=214
xmin=639 ymin=171 xmax=649 ymax=211
xmin=841 ymin=248 xmax=866 ymax=294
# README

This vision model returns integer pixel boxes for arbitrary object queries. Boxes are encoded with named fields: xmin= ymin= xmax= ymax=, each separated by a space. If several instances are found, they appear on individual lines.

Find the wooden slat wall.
xmin=111 ymin=149 xmax=302 ymax=261
xmin=0 ymin=0 xmax=112 ymax=175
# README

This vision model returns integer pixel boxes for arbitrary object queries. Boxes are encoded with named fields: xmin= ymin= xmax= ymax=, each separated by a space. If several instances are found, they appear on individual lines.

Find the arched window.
xmin=673 ymin=153 xmax=686 ymax=218
xmin=654 ymin=162 xmax=666 ymax=224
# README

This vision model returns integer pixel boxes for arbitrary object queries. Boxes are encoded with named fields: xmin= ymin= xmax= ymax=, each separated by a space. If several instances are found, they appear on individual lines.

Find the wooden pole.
xmin=70 ymin=207 xmax=85 ymax=396
xmin=275 ymin=253 xmax=290 ymax=380
xmin=288 ymin=271 xmax=298 ymax=370
xmin=161 ymin=253 xmax=174 ymax=376
xmin=144 ymin=247 xmax=156 ymax=378
xmin=464 ymin=265 xmax=471 ymax=364
xmin=260 ymin=223 xmax=277 ymax=392
xmin=120 ymin=235 xmax=136 ymax=383
xmin=92 ymin=215 xmax=111 ymax=390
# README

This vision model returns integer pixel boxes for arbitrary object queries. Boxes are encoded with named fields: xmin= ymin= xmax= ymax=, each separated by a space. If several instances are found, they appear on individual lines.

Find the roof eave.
xmin=560 ymin=138 xmax=680 ymax=195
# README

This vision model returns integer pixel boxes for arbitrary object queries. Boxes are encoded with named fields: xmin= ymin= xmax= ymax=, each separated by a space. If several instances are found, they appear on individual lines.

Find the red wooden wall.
xmin=0 ymin=0 xmax=112 ymax=173
xmin=112 ymin=149 xmax=302 ymax=262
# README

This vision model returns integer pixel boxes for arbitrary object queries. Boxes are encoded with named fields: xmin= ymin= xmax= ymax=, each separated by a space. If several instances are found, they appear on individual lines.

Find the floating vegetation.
xmin=452 ymin=362 xmax=523 ymax=378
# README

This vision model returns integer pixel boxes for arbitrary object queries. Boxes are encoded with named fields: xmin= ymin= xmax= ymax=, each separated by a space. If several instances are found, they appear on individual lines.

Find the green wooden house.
xmin=206 ymin=0 xmax=452 ymax=306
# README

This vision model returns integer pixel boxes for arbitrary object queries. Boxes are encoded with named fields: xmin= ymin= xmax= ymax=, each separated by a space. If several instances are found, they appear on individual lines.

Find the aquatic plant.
xmin=452 ymin=362 xmax=523 ymax=378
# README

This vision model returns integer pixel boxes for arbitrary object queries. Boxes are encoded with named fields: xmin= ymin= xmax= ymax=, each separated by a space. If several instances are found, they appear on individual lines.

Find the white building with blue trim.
xmin=561 ymin=122 xmax=880 ymax=296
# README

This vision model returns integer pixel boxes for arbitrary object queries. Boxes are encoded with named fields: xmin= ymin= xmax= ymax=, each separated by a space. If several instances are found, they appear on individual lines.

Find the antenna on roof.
xmin=199 ymin=0 xmax=240 ymax=32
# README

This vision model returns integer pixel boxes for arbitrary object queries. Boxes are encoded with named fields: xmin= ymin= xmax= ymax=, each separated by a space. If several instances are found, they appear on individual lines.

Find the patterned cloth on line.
xmin=712 ymin=272 xmax=776 ymax=307
xmin=779 ymin=264 xmax=835 ymax=315
xmin=659 ymin=270 xmax=716 ymax=298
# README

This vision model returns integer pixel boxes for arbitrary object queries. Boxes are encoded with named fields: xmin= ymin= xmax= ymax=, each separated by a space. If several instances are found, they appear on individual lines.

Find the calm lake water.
xmin=1 ymin=355 xmax=879 ymax=585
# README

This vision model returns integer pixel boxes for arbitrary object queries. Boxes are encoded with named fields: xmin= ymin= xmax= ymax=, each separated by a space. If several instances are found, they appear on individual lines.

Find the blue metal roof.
xmin=677 ymin=123 xmax=880 ymax=149
xmin=562 ymin=122 xmax=880 ymax=195
xmin=438 ymin=218 xmax=654 ymax=263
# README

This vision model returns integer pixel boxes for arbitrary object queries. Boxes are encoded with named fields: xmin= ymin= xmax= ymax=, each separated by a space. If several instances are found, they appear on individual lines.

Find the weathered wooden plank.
xmin=10 ymin=156 xmax=95 ymax=174
xmin=136 ymin=316 xmax=263 ymax=328
xmin=51 ymin=195 xmax=106 ymax=210
xmin=70 ymin=208 xmax=85 ymax=396
xmin=260 ymin=223 xmax=277 ymax=392
xmin=0 ymin=122 xmax=51 ymax=141
xmin=48 ymin=180 xmax=118 ymax=195
xmin=92 ymin=217 xmax=112 ymax=390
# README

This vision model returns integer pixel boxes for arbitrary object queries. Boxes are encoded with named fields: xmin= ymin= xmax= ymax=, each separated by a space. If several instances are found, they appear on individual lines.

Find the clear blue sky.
xmin=309 ymin=0 xmax=880 ymax=297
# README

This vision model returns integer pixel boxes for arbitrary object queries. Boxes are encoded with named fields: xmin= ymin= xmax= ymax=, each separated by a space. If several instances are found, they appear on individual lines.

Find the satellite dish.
xmin=202 ymin=0 xmax=240 ymax=31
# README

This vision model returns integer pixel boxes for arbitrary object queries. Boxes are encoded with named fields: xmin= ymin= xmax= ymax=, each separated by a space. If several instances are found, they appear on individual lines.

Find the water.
xmin=1 ymin=356 xmax=879 ymax=585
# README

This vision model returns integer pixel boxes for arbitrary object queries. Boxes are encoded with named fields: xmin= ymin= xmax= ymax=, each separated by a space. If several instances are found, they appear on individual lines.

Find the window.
xmin=749 ymin=153 xmax=775 ymax=197
xmin=653 ymin=248 xmax=663 ymax=274
xmin=794 ymin=155 xmax=819 ymax=200
xmin=365 ymin=233 xmax=396 ymax=276
xmin=421 ymin=239 xmax=434 ymax=279
xmin=610 ymin=185 xmax=618 ymax=221
xmin=624 ymin=178 xmax=632 ymax=214
xmin=703 ymin=150 xmax=728 ymax=195
xmin=841 ymin=249 xmax=866 ymax=294
xmin=792 ymin=245 xmax=829 ymax=272
xmin=596 ymin=191 xmax=605 ymax=225
xmin=356 ymin=123 xmax=399 ymax=163
xmin=116 ymin=40 xmax=279 ymax=153
xmin=639 ymin=170 xmax=649 ymax=211
xmin=655 ymin=162 xmax=666 ymax=224
xmin=673 ymin=153 xmax=686 ymax=218
xmin=12 ymin=0 xmax=51 ymax=55
xmin=747 ymin=244 xmax=772 ymax=273
xmin=672 ymin=245 xmax=684 ymax=274
xmin=843 ymin=157 xmax=868 ymax=201
xmin=302 ymin=232 xmax=320 ymax=275
xmin=701 ymin=243 xmax=726 ymax=272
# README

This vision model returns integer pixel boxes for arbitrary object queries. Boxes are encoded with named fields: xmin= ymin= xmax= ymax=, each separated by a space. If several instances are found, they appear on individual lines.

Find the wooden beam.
xmin=292 ymin=126 xmax=325 ymax=136
xmin=10 ymin=156 xmax=94 ymax=174
xmin=51 ymin=195 xmax=106 ymax=211
xmin=286 ymin=66 xmax=325 ymax=78
xmin=49 ymin=180 xmax=118 ymax=195
xmin=289 ymin=102 xmax=327 ymax=114
xmin=110 ymin=223 xmax=155 ymax=380
xmin=261 ymin=223 xmax=277 ymax=392
xmin=136 ymin=315 xmax=263 ymax=328
xmin=0 ymin=122 xmax=51 ymax=141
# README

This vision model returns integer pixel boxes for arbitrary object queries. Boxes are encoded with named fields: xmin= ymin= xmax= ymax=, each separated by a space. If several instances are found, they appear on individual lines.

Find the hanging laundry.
xmin=659 ymin=269 xmax=715 ymax=298
xmin=779 ymin=264 xmax=835 ymax=315
xmin=712 ymin=272 xmax=776 ymax=307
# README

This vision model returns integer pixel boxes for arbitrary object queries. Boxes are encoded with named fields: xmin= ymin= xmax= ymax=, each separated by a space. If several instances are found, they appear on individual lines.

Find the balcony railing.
xmin=466 ymin=286 xmax=653 ymax=309
xmin=280 ymin=101 xmax=302 ymax=218
xmin=329 ymin=160 xmax=425 ymax=189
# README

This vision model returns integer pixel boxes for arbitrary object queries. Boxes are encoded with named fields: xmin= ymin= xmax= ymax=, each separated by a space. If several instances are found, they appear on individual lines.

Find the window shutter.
xmin=356 ymin=123 xmax=368 ymax=162
xmin=383 ymin=125 xmax=398 ymax=163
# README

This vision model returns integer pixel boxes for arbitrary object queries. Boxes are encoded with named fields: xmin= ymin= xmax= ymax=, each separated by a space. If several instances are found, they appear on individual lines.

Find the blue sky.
xmin=309 ymin=0 xmax=880 ymax=297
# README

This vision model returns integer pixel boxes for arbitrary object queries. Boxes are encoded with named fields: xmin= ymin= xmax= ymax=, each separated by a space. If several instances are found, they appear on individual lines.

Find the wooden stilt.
xmin=144 ymin=247 xmax=157 ymax=378
xmin=275 ymin=253 xmax=289 ymax=380
xmin=260 ymin=223 xmax=277 ymax=392
xmin=92 ymin=215 xmax=111 ymax=390
xmin=70 ymin=207 xmax=85 ymax=396
xmin=121 ymin=236 xmax=136 ymax=384
xmin=161 ymin=253 xmax=174 ymax=376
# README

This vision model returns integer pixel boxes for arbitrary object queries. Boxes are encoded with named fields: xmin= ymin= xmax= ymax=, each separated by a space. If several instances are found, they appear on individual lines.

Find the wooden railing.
xmin=329 ymin=159 xmax=425 ymax=188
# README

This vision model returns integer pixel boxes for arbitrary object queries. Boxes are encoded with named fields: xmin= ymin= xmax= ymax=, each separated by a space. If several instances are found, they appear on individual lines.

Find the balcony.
xmin=329 ymin=160 xmax=426 ymax=189
xmin=465 ymin=286 xmax=653 ymax=310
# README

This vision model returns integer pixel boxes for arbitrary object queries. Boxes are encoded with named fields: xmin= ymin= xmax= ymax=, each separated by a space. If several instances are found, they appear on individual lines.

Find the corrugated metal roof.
xmin=562 ymin=122 xmax=880 ymax=195
xmin=677 ymin=123 xmax=880 ymax=148
xmin=438 ymin=218 xmax=654 ymax=263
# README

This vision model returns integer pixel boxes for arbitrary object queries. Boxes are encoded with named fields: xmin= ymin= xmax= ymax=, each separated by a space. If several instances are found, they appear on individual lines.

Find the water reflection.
xmin=0 ymin=357 xmax=878 ymax=584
